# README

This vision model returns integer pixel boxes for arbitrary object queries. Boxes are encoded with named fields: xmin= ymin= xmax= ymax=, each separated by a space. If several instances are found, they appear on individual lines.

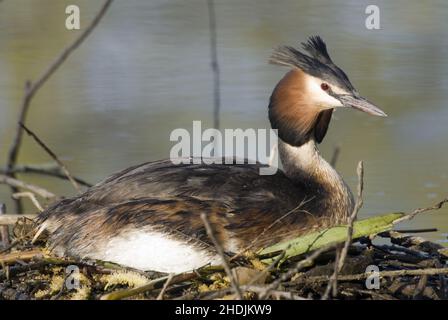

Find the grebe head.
xmin=269 ymin=36 xmax=387 ymax=147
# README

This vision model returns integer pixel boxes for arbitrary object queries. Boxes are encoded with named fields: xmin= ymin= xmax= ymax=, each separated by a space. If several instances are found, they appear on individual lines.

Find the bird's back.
xmin=37 ymin=159 xmax=330 ymax=271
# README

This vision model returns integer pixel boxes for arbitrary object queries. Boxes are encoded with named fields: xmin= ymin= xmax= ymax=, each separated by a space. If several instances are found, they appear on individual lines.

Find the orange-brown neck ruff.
xmin=269 ymin=69 xmax=334 ymax=147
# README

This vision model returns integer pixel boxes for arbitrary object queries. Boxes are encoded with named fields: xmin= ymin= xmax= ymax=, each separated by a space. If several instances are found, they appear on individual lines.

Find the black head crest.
xmin=269 ymin=36 xmax=355 ymax=93
xmin=301 ymin=36 xmax=333 ymax=65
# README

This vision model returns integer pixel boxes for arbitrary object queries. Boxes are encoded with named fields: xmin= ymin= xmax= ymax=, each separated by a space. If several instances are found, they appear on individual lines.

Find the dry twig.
xmin=4 ymin=0 xmax=113 ymax=212
xmin=0 ymin=248 xmax=45 ymax=265
xmin=393 ymin=198 xmax=448 ymax=225
xmin=156 ymin=273 xmax=174 ymax=300
xmin=0 ymin=204 xmax=9 ymax=247
xmin=394 ymin=228 xmax=438 ymax=234
xmin=0 ymin=214 xmax=38 ymax=225
xmin=201 ymin=213 xmax=243 ymax=299
xmin=0 ymin=174 xmax=56 ymax=199
xmin=293 ymin=267 xmax=448 ymax=284
xmin=322 ymin=160 xmax=364 ymax=299
xmin=330 ymin=145 xmax=341 ymax=167
xmin=206 ymin=0 xmax=221 ymax=130
xmin=0 ymin=165 xmax=92 ymax=187
xmin=12 ymin=192 xmax=44 ymax=212
xmin=20 ymin=123 xmax=81 ymax=193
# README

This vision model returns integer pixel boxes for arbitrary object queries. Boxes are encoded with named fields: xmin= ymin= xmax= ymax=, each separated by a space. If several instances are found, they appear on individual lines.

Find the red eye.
xmin=321 ymin=83 xmax=329 ymax=91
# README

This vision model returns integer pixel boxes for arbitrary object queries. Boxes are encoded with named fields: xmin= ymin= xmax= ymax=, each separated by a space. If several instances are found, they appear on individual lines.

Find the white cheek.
xmin=307 ymin=78 xmax=343 ymax=109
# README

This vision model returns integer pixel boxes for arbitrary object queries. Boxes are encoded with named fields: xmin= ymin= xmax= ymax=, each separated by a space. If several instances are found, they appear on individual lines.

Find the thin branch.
xmin=12 ymin=192 xmax=44 ymax=212
xmin=394 ymin=228 xmax=438 ymax=234
xmin=0 ymin=174 xmax=56 ymax=199
xmin=0 ymin=165 xmax=92 ymax=187
xmin=0 ymin=204 xmax=10 ymax=247
xmin=393 ymin=197 xmax=448 ymax=225
xmin=156 ymin=273 xmax=174 ymax=300
xmin=330 ymin=145 xmax=340 ymax=168
xmin=20 ymin=123 xmax=81 ymax=193
xmin=322 ymin=160 xmax=364 ymax=300
xmin=0 ymin=214 xmax=38 ymax=225
xmin=293 ymin=267 xmax=448 ymax=284
xmin=0 ymin=248 xmax=45 ymax=265
xmin=413 ymin=275 xmax=428 ymax=299
xmin=4 ymin=0 xmax=113 ymax=211
xmin=206 ymin=0 xmax=221 ymax=130
xmin=201 ymin=213 xmax=243 ymax=299
xmin=338 ymin=160 xmax=364 ymax=272
xmin=322 ymin=246 xmax=340 ymax=300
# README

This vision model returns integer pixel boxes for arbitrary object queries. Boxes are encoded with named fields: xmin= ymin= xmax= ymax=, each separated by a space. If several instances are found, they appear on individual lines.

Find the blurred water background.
xmin=0 ymin=0 xmax=447 ymax=242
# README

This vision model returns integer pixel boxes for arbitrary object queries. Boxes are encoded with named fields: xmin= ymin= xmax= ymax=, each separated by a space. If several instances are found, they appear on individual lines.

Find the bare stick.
xmin=330 ymin=145 xmax=340 ymax=168
xmin=20 ymin=123 xmax=81 ymax=193
xmin=4 ymin=0 xmax=113 ymax=210
xmin=338 ymin=160 xmax=364 ymax=272
xmin=0 ymin=204 xmax=9 ymax=247
xmin=206 ymin=0 xmax=221 ymax=130
xmin=413 ymin=275 xmax=428 ymax=299
xmin=0 ymin=214 xmax=38 ymax=225
xmin=293 ymin=267 xmax=448 ymax=284
xmin=394 ymin=228 xmax=438 ymax=234
xmin=0 ymin=165 xmax=92 ymax=187
xmin=322 ymin=160 xmax=364 ymax=300
xmin=12 ymin=192 xmax=44 ymax=212
xmin=156 ymin=273 xmax=174 ymax=300
xmin=393 ymin=197 xmax=448 ymax=225
xmin=0 ymin=174 xmax=56 ymax=199
xmin=322 ymin=246 xmax=340 ymax=300
xmin=0 ymin=248 xmax=45 ymax=265
xmin=201 ymin=213 xmax=243 ymax=299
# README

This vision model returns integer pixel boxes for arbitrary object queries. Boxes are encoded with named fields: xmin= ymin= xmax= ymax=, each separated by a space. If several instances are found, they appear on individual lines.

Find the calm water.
xmin=1 ymin=1 xmax=447 ymax=242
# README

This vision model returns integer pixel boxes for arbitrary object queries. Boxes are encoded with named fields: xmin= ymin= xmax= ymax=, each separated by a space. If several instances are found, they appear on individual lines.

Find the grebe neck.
xmin=278 ymin=139 xmax=354 ymax=223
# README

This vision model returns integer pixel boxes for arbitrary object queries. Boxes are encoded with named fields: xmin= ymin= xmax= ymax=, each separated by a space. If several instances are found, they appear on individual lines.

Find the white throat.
xmin=278 ymin=139 xmax=333 ymax=181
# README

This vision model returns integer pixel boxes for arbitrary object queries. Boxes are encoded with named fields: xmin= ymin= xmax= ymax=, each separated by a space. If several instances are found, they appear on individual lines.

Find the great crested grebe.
xmin=36 ymin=36 xmax=386 ymax=273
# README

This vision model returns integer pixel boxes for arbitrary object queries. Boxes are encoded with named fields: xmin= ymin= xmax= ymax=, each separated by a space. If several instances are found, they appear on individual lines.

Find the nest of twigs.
xmin=1 ymin=217 xmax=447 ymax=300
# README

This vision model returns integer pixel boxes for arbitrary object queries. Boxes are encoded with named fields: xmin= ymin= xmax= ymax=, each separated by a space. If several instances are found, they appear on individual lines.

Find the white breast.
xmin=93 ymin=230 xmax=221 ymax=273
